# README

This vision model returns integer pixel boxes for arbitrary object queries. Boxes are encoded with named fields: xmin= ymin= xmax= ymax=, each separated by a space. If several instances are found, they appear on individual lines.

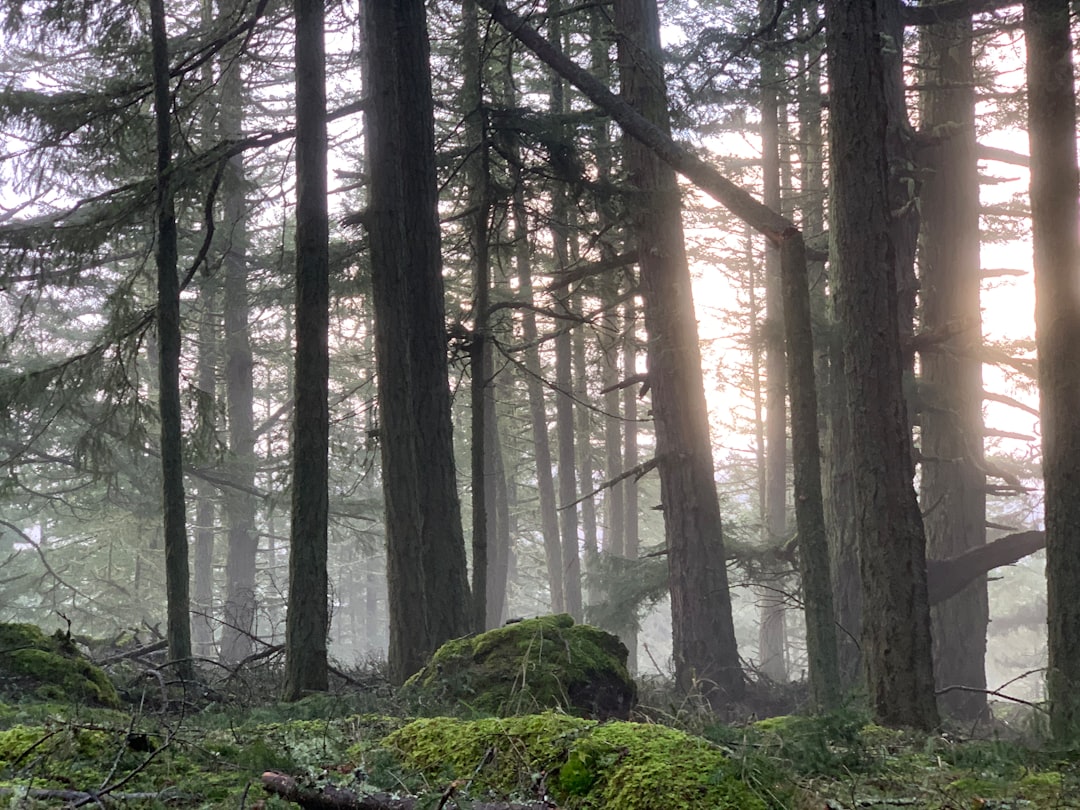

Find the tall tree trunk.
xmin=364 ymin=0 xmax=430 ymax=683
xmin=622 ymin=295 xmax=640 ymax=672
xmin=1024 ymin=0 xmax=1080 ymax=743
xmin=284 ymin=0 xmax=330 ymax=699
xmin=794 ymin=5 xmax=860 ymax=689
xmin=399 ymin=0 xmax=472 ymax=649
xmin=615 ymin=0 xmax=743 ymax=701
xmin=824 ymin=0 xmax=937 ymax=729
xmin=365 ymin=0 xmax=472 ymax=677
xmin=919 ymin=6 xmax=987 ymax=721
xmin=550 ymin=1 xmax=583 ymax=622
xmin=463 ymin=0 xmax=492 ymax=633
xmin=193 ymin=271 xmax=218 ymax=658
xmin=149 ymin=0 xmax=193 ymax=680
xmin=759 ymin=0 xmax=788 ymax=682
xmin=511 ymin=161 xmax=564 ymax=613
xmin=485 ymin=373 xmax=511 ymax=628
xmin=219 ymin=0 xmax=259 ymax=663
xmin=574 ymin=298 xmax=599 ymax=584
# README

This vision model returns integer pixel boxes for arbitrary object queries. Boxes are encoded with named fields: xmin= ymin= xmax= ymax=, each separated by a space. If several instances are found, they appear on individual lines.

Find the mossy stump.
xmin=0 ymin=623 xmax=120 ymax=708
xmin=401 ymin=614 xmax=636 ymax=719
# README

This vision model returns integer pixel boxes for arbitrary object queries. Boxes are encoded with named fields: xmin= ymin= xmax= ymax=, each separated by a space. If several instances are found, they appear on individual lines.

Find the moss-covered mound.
xmin=402 ymin=614 xmax=635 ymax=718
xmin=0 ymin=623 xmax=119 ymax=708
xmin=382 ymin=712 xmax=767 ymax=810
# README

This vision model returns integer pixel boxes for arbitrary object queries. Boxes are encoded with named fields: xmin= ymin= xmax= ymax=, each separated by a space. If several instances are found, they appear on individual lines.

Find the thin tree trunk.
xmin=193 ymin=271 xmax=218 ymax=658
xmin=549 ymin=0 xmax=582 ymax=622
xmin=284 ymin=0 xmax=330 ymax=699
xmin=219 ymin=0 xmax=259 ymax=663
xmin=463 ymin=0 xmax=491 ymax=633
xmin=622 ymin=296 xmax=640 ymax=672
xmin=760 ymin=1 xmax=788 ymax=682
xmin=1024 ymin=0 xmax=1080 ymax=743
xmin=150 ymin=0 xmax=193 ymax=680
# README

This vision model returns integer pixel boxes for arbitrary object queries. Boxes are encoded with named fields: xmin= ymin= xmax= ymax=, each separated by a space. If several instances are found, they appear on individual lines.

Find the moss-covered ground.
xmin=1 ymin=625 xmax=1078 ymax=808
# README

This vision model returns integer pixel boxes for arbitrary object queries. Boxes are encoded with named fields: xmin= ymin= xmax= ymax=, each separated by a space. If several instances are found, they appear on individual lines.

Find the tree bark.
xmin=824 ymin=0 xmax=938 ymax=729
xmin=398 ymin=0 xmax=472 ymax=650
xmin=150 ymin=0 xmax=193 ymax=680
xmin=1024 ymin=0 xmax=1080 ymax=742
xmin=284 ymin=0 xmax=330 ymax=699
xmin=615 ymin=0 xmax=743 ymax=701
xmin=364 ymin=0 xmax=430 ymax=684
xmin=918 ymin=5 xmax=988 ymax=720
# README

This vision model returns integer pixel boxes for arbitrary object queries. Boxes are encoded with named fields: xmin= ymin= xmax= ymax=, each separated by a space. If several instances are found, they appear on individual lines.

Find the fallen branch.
xmin=261 ymin=772 xmax=552 ymax=810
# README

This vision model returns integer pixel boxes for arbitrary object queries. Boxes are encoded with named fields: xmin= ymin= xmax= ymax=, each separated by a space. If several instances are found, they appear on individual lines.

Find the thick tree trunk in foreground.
xmin=365 ymin=0 xmax=472 ymax=680
xmin=919 ymin=7 xmax=988 ymax=721
xmin=615 ymin=0 xmax=743 ymax=700
xmin=1024 ymin=0 xmax=1080 ymax=743
xmin=284 ymin=0 xmax=330 ymax=699
xmin=364 ymin=0 xmax=430 ymax=683
xmin=825 ymin=0 xmax=938 ymax=729
xmin=398 ymin=0 xmax=472 ymax=649
xmin=150 ymin=0 xmax=193 ymax=680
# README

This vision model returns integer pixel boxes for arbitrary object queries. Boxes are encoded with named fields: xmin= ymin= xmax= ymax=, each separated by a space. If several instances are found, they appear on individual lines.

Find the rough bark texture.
xmin=284 ymin=0 xmax=330 ymax=699
xmin=918 ymin=6 xmax=988 ymax=721
xmin=364 ymin=0 xmax=430 ymax=683
xmin=615 ymin=0 xmax=743 ymax=700
xmin=824 ymin=0 xmax=938 ymax=729
xmin=150 ymin=0 xmax=193 ymax=680
xmin=1024 ymin=0 xmax=1080 ymax=742
xmin=398 ymin=0 xmax=472 ymax=649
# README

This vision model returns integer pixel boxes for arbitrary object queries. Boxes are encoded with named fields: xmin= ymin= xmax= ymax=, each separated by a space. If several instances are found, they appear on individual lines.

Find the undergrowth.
xmin=0 ymin=647 xmax=1076 ymax=809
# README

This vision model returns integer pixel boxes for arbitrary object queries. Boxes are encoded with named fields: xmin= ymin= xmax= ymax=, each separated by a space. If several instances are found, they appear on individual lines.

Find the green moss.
xmin=0 ymin=624 xmax=119 ymax=708
xmin=382 ymin=713 xmax=768 ymax=810
xmin=401 ymin=615 xmax=635 ymax=718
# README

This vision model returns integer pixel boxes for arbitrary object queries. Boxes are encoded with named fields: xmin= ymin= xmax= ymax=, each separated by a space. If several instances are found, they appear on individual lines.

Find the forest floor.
xmin=0 ymin=648 xmax=1077 ymax=809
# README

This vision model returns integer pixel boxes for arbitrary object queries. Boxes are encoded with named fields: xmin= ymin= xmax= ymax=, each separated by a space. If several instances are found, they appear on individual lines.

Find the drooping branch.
xmin=927 ymin=530 xmax=1045 ymax=605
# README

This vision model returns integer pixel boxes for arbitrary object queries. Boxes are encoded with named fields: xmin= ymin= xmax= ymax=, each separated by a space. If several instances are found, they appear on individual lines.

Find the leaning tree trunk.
xmin=615 ymin=0 xmax=743 ymax=701
xmin=150 ymin=0 xmax=192 ymax=680
xmin=919 ymin=7 xmax=988 ymax=721
xmin=284 ymin=0 xmax=330 ymax=700
xmin=1024 ymin=0 xmax=1080 ymax=743
xmin=824 ymin=0 xmax=937 ymax=729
